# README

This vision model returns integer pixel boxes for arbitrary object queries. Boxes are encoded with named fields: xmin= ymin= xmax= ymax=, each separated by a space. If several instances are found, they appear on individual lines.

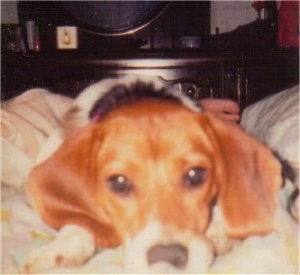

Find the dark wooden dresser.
xmin=2 ymin=48 xmax=299 ymax=109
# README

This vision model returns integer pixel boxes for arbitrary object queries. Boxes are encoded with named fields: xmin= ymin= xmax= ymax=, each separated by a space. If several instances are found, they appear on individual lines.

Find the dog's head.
xmin=26 ymin=76 xmax=282 ymax=272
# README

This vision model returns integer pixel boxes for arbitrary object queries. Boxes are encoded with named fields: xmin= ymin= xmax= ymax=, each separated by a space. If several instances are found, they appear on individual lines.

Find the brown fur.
xmin=26 ymin=98 xmax=282 ymax=250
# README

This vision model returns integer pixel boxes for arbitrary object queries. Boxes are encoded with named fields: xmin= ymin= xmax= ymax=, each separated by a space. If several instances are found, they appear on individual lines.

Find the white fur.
xmin=24 ymin=224 xmax=96 ymax=273
xmin=123 ymin=220 xmax=214 ymax=273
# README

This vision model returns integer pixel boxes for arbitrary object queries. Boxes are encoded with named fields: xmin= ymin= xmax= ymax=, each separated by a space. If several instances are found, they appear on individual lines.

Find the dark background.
xmin=17 ymin=1 xmax=211 ymax=50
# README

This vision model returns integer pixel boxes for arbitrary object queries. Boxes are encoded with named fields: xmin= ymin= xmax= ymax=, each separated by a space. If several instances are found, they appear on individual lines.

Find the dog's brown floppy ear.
xmin=26 ymin=124 xmax=120 ymax=247
xmin=204 ymin=113 xmax=282 ymax=238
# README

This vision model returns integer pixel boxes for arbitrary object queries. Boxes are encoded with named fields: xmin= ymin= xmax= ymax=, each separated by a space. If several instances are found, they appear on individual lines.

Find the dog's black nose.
xmin=147 ymin=243 xmax=188 ymax=268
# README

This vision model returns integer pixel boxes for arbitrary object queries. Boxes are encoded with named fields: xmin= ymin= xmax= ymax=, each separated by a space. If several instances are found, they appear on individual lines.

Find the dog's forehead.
xmin=97 ymin=99 xmax=213 ymax=152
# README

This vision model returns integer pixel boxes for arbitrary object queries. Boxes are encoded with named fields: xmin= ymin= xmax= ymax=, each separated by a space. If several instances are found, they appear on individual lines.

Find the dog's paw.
xmin=24 ymin=224 xmax=96 ymax=273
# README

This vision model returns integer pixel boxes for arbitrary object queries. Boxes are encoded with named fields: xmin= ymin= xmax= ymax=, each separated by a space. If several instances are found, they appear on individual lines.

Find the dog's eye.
xmin=183 ymin=167 xmax=207 ymax=189
xmin=107 ymin=175 xmax=133 ymax=195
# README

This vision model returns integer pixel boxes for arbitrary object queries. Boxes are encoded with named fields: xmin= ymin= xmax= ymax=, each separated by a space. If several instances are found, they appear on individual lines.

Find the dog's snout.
xmin=147 ymin=243 xmax=188 ymax=268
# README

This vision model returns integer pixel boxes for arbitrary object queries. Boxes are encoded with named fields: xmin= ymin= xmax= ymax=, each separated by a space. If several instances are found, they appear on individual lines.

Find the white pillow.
xmin=241 ymin=85 xmax=299 ymax=219
xmin=1 ymin=89 xmax=73 ymax=188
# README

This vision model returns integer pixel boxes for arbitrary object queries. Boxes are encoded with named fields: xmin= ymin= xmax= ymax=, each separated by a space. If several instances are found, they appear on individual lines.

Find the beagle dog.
xmin=25 ymin=76 xmax=282 ymax=273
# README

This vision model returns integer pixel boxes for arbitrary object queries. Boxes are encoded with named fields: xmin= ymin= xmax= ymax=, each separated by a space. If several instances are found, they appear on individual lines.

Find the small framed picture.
xmin=56 ymin=26 xmax=78 ymax=49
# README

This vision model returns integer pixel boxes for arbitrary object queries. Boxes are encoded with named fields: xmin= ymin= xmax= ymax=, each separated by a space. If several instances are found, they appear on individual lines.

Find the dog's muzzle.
xmin=123 ymin=221 xmax=213 ymax=273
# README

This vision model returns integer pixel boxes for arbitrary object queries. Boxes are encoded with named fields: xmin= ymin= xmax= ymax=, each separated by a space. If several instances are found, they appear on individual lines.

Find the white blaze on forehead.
xmin=123 ymin=220 xmax=214 ymax=273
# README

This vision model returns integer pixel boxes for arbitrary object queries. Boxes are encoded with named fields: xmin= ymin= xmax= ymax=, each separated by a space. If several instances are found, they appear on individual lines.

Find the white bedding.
xmin=241 ymin=85 xmax=299 ymax=220
xmin=1 ymin=86 xmax=299 ymax=273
